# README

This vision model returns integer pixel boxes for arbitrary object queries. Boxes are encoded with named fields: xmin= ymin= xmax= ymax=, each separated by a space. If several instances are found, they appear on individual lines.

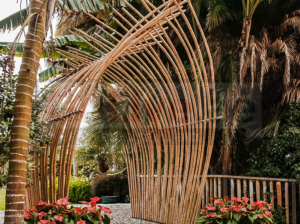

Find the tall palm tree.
xmin=4 ymin=0 xmax=48 ymax=223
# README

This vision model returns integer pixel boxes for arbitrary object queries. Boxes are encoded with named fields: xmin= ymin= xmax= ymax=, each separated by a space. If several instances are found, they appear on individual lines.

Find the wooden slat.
xmin=223 ymin=178 xmax=228 ymax=197
xmin=230 ymin=179 xmax=234 ymax=198
xmin=270 ymin=181 xmax=274 ymax=211
xmin=292 ymin=183 xmax=296 ymax=224
xmin=243 ymin=179 xmax=247 ymax=197
xmin=256 ymin=180 xmax=260 ymax=201
xmin=263 ymin=181 xmax=267 ymax=201
xmin=218 ymin=178 xmax=221 ymax=197
xmin=206 ymin=180 xmax=209 ymax=205
xmin=214 ymin=178 xmax=217 ymax=197
xmin=285 ymin=182 xmax=289 ymax=224
xmin=277 ymin=182 xmax=282 ymax=206
xmin=249 ymin=180 xmax=254 ymax=204
xmin=210 ymin=178 xmax=213 ymax=201
xmin=237 ymin=179 xmax=241 ymax=199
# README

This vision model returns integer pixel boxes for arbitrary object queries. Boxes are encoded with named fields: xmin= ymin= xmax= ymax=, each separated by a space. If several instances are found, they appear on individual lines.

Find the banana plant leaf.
xmin=0 ymin=8 xmax=27 ymax=32
xmin=38 ymin=67 xmax=62 ymax=82
xmin=0 ymin=34 xmax=101 ymax=58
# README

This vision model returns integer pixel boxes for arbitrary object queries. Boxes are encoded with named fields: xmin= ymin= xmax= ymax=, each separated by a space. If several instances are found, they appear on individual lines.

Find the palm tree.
xmin=4 ymin=0 xmax=49 ymax=223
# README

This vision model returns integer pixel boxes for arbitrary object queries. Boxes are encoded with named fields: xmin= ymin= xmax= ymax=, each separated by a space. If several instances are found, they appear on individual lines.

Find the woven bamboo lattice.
xmin=25 ymin=0 xmax=217 ymax=223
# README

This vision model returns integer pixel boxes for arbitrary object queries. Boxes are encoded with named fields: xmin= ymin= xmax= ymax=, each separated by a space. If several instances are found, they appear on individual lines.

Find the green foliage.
xmin=68 ymin=177 xmax=95 ymax=203
xmin=244 ymin=104 xmax=300 ymax=182
xmin=77 ymin=163 xmax=100 ymax=178
xmin=92 ymin=174 xmax=129 ymax=203
xmin=0 ymin=9 xmax=27 ymax=32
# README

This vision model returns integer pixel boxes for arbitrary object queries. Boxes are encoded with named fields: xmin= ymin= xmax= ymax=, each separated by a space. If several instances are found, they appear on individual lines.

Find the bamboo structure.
xmin=26 ymin=0 xmax=218 ymax=223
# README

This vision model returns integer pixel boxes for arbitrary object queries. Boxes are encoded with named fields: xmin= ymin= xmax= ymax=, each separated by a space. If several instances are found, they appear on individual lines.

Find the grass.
xmin=0 ymin=189 xmax=5 ymax=210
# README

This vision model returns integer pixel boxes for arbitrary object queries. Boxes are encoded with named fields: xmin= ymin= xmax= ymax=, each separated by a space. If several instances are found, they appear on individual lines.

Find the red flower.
xmin=91 ymin=197 xmax=101 ymax=202
xmin=214 ymin=199 xmax=224 ymax=206
xmin=258 ymin=214 xmax=264 ymax=219
xmin=35 ymin=202 xmax=48 ymax=211
xmin=242 ymin=212 xmax=247 ymax=216
xmin=223 ymin=196 xmax=229 ymax=200
xmin=76 ymin=221 xmax=86 ymax=224
xmin=98 ymin=205 xmax=112 ymax=214
xmin=76 ymin=207 xmax=86 ymax=213
xmin=38 ymin=211 xmax=47 ymax=220
xmin=205 ymin=214 xmax=211 ymax=218
xmin=38 ymin=221 xmax=50 ymax=224
xmin=79 ymin=201 xmax=91 ymax=206
xmin=54 ymin=215 xmax=63 ymax=222
xmin=86 ymin=207 xmax=97 ymax=213
xmin=24 ymin=210 xmax=32 ymax=220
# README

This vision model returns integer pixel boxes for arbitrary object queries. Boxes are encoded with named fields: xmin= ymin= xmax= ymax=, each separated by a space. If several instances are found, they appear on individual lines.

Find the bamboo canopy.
xmin=26 ymin=0 xmax=217 ymax=223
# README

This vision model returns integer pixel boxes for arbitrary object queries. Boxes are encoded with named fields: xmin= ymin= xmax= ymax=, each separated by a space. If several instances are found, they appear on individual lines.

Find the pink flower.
xmin=54 ymin=215 xmax=63 ymax=222
xmin=76 ymin=221 xmax=86 ymax=224
xmin=205 ymin=214 xmax=211 ymax=218
xmin=38 ymin=211 xmax=47 ymax=219
xmin=205 ymin=206 xmax=216 ymax=211
xmin=214 ymin=199 xmax=224 ymax=206
xmin=258 ymin=214 xmax=264 ymax=219
xmin=220 ymin=208 xmax=228 ymax=213
xmin=242 ymin=197 xmax=249 ymax=203
xmin=269 ymin=205 xmax=272 ymax=210
xmin=210 ymin=213 xmax=217 ymax=217
xmin=38 ymin=221 xmax=50 ymax=224
xmin=200 ymin=209 xmax=206 ymax=214
xmin=57 ymin=197 xmax=70 ymax=206
xmin=265 ymin=211 xmax=272 ymax=216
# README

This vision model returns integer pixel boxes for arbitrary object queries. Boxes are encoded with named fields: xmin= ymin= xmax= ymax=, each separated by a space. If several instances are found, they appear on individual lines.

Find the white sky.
xmin=0 ymin=0 xmax=92 ymax=133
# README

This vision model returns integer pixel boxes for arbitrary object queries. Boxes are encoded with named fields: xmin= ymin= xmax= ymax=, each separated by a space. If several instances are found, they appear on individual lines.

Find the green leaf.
xmin=248 ymin=215 xmax=254 ymax=223
xmin=103 ymin=215 xmax=111 ymax=224
xmin=38 ymin=67 xmax=62 ymax=82
xmin=196 ymin=215 xmax=207 ymax=222
xmin=233 ymin=213 xmax=241 ymax=221
xmin=0 ymin=8 xmax=28 ymax=32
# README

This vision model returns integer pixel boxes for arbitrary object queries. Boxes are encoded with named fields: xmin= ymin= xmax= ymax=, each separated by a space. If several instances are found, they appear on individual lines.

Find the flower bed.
xmin=24 ymin=197 xmax=111 ymax=224
xmin=196 ymin=197 xmax=275 ymax=224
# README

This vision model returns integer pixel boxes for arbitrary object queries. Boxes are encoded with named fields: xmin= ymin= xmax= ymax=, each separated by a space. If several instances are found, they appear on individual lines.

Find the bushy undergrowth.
xmin=68 ymin=177 xmax=94 ymax=203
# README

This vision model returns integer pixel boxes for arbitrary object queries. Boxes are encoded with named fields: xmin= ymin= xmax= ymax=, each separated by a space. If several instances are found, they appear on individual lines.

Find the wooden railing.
xmin=144 ymin=175 xmax=298 ymax=224
xmin=204 ymin=175 xmax=297 ymax=224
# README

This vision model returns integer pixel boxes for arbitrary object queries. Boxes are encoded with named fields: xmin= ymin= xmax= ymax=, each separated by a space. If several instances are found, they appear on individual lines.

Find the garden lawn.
xmin=0 ymin=189 xmax=5 ymax=210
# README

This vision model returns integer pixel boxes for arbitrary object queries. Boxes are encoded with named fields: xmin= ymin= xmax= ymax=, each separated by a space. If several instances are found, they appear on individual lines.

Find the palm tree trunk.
xmin=241 ymin=18 xmax=252 ymax=47
xmin=5 ymin=0 xmax=47 ymax=223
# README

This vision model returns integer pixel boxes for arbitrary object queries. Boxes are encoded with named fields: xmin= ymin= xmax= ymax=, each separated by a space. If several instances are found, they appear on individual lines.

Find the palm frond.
xmin=206 ymin=0 xmax=235 ymax=32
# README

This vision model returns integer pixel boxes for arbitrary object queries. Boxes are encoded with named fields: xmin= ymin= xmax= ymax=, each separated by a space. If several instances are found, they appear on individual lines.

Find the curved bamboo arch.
xmin=26 ymin=0 xmax=218 ymax=223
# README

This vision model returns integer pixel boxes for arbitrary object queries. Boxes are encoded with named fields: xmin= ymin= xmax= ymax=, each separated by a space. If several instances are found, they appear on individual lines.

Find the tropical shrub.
xmin=244 ymin=104 xmax=300 ymax=182
xmin=196 ymin=197 xmax=275 ymax=224
xmin=91 ymin=174 xmax=129 ymax=203
xmin=24 ymin=197 xmax=111 ymax=224
xmin=68 ymin=177 xmax=95 ymax=203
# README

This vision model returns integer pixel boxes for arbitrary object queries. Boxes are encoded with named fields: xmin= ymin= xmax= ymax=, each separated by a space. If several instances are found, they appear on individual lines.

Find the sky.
xmin=0 ymin=1 xmax=92 ymax=138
